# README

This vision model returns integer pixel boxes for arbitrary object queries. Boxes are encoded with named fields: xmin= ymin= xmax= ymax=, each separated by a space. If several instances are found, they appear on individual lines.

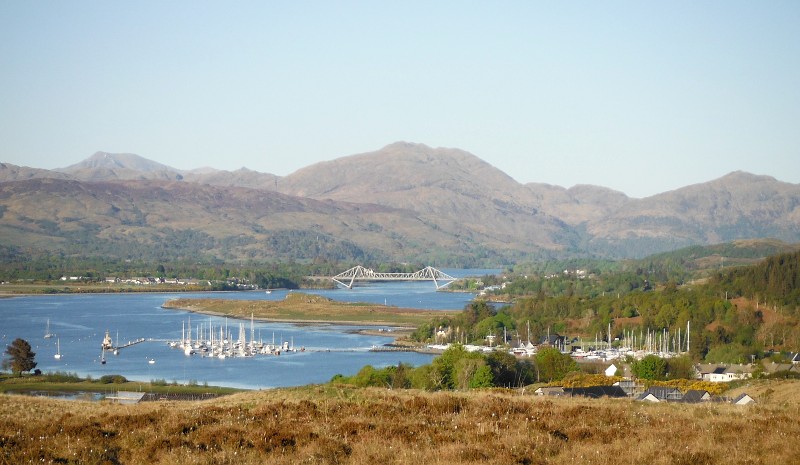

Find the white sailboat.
xmin=54 ymin=339 xmax=62 ymax=360
xmin=44 ymin=319 xmax=55 ymax=339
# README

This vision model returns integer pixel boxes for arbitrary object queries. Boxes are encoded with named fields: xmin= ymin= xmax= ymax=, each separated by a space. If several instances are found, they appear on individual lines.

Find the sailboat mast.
xmin=527 ymin=321 xmax=531 ymax=345
xmin=250 ymin=313 xmax=255 ymax=349
xmin=687 ymin=320 xmax=690 ymax=353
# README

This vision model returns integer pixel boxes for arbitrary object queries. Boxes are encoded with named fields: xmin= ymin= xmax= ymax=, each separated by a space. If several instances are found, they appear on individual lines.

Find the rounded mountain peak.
xmin=280 ymin=142 xmax=518 ymax=200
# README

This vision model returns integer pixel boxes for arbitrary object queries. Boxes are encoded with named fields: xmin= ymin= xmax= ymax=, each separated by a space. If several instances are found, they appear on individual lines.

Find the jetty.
xmin=101 ymin=330 xmax=146 ymax=353
xmin=114 ymin=338 xmax=146 ymax=351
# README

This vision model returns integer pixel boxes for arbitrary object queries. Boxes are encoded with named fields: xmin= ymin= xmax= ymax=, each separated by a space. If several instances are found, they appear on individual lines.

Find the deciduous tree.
xmin=534 ymin=347 xmax=578 ymax=382
xmin=632 ymin=354 xmax=667 ymax=380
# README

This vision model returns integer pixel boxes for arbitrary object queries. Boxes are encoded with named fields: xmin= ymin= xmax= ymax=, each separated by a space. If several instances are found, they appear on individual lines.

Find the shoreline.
xmin=161 ymin=303 xmax=436 ymax=353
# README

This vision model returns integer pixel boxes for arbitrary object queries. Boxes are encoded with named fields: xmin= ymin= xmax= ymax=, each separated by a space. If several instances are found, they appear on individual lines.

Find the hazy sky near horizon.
xmin=2 ymin=2 xmax=799 ymax=198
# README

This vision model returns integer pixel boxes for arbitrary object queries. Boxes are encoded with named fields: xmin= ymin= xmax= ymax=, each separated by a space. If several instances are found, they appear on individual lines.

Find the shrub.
xmin=98 ymin=374 xmax=128 ymax=384
xmin=559 ymin=373 xmax=623 ymax=388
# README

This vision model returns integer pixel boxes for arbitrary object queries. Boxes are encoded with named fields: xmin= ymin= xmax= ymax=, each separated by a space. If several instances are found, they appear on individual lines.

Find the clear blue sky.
xmin=2 ymin=1 xmax=799 ymax=198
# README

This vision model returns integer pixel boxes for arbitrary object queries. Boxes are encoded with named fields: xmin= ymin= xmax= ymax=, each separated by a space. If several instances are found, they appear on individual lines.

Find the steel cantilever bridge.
xmin=331 ymin=265 xmax=457 ymax=290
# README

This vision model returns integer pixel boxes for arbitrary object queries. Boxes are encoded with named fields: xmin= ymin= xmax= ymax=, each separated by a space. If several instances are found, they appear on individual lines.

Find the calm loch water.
xmin=0 ymin=272 xmax=490 ymax=389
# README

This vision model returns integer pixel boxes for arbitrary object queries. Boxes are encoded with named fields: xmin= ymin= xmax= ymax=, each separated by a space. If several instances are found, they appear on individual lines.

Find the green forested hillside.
xmin=714 ymin=249 xmax=800 ymax=307
xmin=417 ymin=249 xmax=800 ymax=364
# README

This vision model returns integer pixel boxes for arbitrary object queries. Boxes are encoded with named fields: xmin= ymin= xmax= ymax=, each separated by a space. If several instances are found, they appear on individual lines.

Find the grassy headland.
xmin=0 ymin=372 xmax=242 ymax=396
xmin=0 ymin=380 xmax=798 ymax=464
xmin=162 ymin=292 xmax=459 ymax=328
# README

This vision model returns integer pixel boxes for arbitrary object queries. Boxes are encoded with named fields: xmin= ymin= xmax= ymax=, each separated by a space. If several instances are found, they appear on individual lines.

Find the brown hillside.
xmin=588 ymin=172 xmax=800 ymax=245
xmin=0 ymin=162 xmax=73 ymax=182
xmin=4 ymin=144 xmax=800 ymax=261
xmin=279 ymin=142 xmax=576 ymax=252
xmin=0 ymin=178 xmax=464 ymax=262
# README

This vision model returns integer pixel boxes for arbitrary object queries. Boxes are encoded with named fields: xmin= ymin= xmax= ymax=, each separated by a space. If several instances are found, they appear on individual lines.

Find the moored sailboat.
xmin=44 ymin=319 xmax=55 ymax=339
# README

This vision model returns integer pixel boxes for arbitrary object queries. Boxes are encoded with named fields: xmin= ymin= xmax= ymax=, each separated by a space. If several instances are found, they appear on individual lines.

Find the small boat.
xmin=44 ymin=319 xmax=55 ymax=339
xmin=54 ymin=339 xmax=62 ymax=360
xmin=100 ymin=347 xmax=106 ymax=364
xmin=148 ymin=358 xmax=155 ymax=364
xmin=265 ymin=289 xmax=272 ymax=294
xmin=101 ymin=330 xmax=113 ymax=350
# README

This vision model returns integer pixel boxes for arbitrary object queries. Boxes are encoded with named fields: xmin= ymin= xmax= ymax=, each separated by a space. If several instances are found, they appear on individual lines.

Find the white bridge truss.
xmin=332 ymin=265 xmax=457 ymax=290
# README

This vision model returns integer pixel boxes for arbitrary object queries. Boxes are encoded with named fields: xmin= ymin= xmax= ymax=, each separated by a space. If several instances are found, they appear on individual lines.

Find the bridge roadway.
xmin=330 ymin=265 xmax=457 ymax=290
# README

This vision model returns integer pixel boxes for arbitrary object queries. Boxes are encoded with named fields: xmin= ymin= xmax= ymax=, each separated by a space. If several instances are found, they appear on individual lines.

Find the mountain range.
xmin=1 ymin=142 xmax=798 ymax=265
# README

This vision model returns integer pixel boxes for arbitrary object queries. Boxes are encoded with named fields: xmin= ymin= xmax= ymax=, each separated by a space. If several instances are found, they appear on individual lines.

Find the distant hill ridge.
xmin=1 ymin=142 xmax=798 ymax=262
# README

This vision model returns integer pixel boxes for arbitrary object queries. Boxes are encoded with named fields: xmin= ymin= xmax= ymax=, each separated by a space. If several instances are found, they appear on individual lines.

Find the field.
xmin=162 ymin=292 xmax=458 ymax=328
xmin=1 ymin=379 xmax=798 ymax=465
xmin=0 ymin=373 xmax=242 ymax=396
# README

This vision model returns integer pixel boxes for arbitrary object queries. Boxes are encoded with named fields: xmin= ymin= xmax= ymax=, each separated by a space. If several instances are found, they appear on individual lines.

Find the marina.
xmin=0 ymin=272 xmax=491 ymax=389
xmin=166 ymin=315 xmax=304 ymax=358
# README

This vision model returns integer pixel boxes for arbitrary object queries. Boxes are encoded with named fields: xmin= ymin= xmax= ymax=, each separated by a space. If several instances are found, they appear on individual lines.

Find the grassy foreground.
xmin=162 ymin=292 xmax=459 ymax=327
xmin=1 ymin=380 xmax=798 ymax=465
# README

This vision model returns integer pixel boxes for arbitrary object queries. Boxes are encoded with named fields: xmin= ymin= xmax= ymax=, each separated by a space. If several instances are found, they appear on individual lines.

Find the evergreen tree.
xmin=4 ymin=338 xmax=37 ymax=376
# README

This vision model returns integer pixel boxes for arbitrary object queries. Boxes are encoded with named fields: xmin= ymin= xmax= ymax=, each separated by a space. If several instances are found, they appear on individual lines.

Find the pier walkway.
xmin=111 ymin=338 xmax=147 ymax=351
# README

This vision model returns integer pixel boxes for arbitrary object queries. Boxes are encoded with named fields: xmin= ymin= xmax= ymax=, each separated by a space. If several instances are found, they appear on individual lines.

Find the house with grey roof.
xmin=636 ymin=392 xmax=661 ymax=402
xmin=681 ymin=390 xmax=711 ymax=403
xmin=762 ymin=362 xmax=797 ymax=376
xmin=732 ymin=393 xmax=756 ymax=405
xmin=534 ymin=386 xmax=565 ymax=397
xmin=613 ymin=379 xmax=642 ymax=397
xmin=563 ymin=386 xmax=627 ymax=399
xmin=632 ymin=386 xmax=679 ymax=402
xmin=696 ymin=364 xmax=755 ymax=382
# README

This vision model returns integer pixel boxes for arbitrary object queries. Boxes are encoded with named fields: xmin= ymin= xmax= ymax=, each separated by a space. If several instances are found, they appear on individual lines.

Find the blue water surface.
xmin=0 ymin=269 xmax=496 ymax=389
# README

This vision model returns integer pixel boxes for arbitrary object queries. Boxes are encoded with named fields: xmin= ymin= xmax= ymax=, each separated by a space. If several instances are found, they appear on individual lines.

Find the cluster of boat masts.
xmin=508 ymin=325 xmax=693 ymax=362
xmin=571 ymin=325 xmax=693 ymax=362
xmin=166 ymin=316 xmax=304 ymax=359
xmin=436 ymin=322 xmax=695 ymax=363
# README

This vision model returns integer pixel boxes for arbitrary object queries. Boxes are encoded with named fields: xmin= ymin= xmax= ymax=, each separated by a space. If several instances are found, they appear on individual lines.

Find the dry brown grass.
xmin=1 ymin=380 xmax=799 ymax=465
